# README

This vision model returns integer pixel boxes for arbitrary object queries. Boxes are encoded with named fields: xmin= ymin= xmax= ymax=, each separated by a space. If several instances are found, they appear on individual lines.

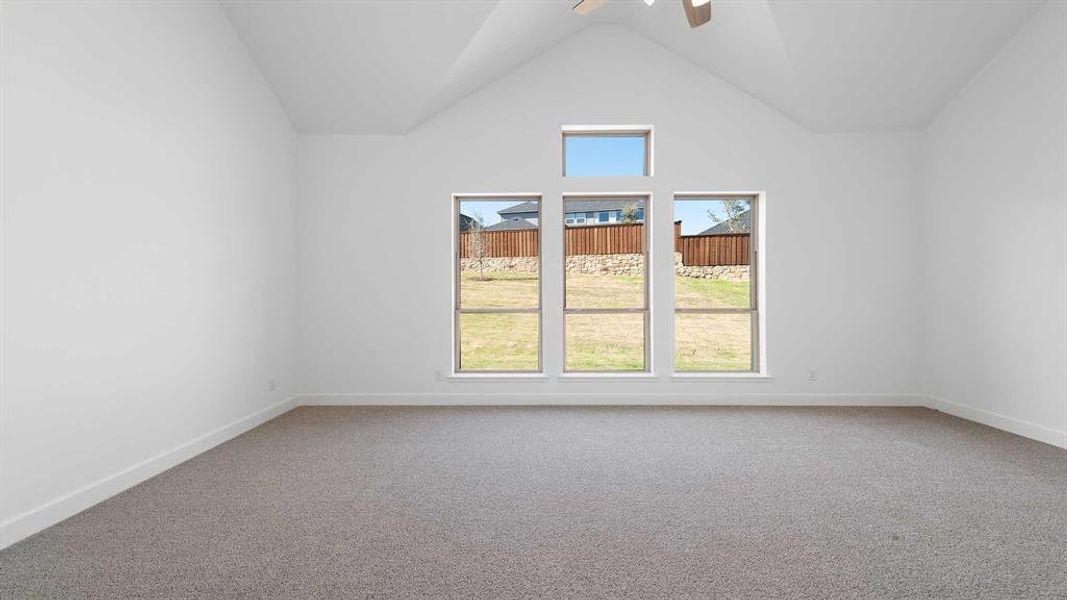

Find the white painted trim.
xmin=447 ymin=375 xmax=549 ymax=383
xmin=670 ymin=375 xmax=774 ymax=383
xmin=450 ymin=192 xmax=543 ymax=199
xmin=923 ymin=395 xmax=1067 ymax=450
xmin=452 ymin=193 xmax=545 ymax=375
xmin=671 ymin=190 xmax=767 ymax=375
xmin=298 ymin=393 xmax=924 ymax=407
xmin=557 ymin=191 xmax=654 ymax=197
xmin=0 ymin=396 xmax=299 ymax=550
xmin=557 ymin=374 xmax=660 ymax=382
xmin=561 ymin=124 xmax=654 ymax=133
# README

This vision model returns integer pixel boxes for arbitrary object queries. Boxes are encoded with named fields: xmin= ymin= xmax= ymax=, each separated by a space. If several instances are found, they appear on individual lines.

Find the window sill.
xmin=447 ymin=373 xmax=548 ymax=383
xmin=558 ymin=373 xmax=659 ymax=382
xmin=670 ymin=373 xmax=773 ymax=383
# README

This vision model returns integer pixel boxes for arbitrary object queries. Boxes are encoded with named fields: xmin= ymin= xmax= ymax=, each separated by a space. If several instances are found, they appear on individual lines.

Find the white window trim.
xmin=561 ymin=125 xmax=654 ymax=177
xmin=672 ymin=191 xmax=768 ymax=377
xmin=562 ymin=192 xmax=654 ymax=375
xmin=451 ymin=193 xmax=544 ymax=375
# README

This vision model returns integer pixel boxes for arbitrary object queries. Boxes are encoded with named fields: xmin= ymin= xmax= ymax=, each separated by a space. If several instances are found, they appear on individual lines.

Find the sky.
xmin=459 ymin=200 xmax=522 ymax=226
xmin=675 ymin=199 xmax=747 ymax=235
xmin=564 ymin=135 xmax=646 ymax=176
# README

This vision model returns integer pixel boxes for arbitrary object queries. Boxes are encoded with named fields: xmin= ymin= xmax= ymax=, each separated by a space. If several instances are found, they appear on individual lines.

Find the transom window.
xmin=562 ymin=126 xmax=651 ymax=177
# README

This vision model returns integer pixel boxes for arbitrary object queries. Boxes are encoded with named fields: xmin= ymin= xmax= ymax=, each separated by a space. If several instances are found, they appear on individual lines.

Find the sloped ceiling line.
xmin=220 ymin=0 xmax=1045 ymax=135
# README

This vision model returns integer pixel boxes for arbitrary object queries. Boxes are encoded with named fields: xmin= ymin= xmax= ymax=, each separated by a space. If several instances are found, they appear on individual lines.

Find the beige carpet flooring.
xmin=2 ymin=406 xmax=1066 ymax=598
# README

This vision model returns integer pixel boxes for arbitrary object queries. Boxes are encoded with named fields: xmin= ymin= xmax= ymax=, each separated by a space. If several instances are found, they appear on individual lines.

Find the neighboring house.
xmin=698 ymin=209 xmax=751 ymax=235
xmin=496 ymin=201 xmax=540 ymax=224
xmin=498 ymin=198 xmax=645 ymax=226
xmin=485 ymin=217 xmax=537 ymax=231
xmin=458 ymin=213 xmax=477 ymax=232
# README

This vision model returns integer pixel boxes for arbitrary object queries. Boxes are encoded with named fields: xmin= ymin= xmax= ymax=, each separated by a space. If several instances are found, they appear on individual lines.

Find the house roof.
xmin=497 ymin=201 xmax=539 ymax=216
xmin=564 ymin=199 xmax=644 ymax=214
xmin=485 ymin=217 xmax=537 ymax=231
xmin=698 ymin=209 xmax=752 ymax=235
xmin=458 ymin=213 xmax=477 ymax=232
xmin=499 ymin=198 xmax=645 ymax=217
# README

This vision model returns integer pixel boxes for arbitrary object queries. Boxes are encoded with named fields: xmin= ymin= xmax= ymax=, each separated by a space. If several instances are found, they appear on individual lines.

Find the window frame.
xmin=562 ymin=193 xmax=652 ymax=374
xmin=672 ymin=192 xmax=763 ymax=375
xmin=452 ymin=193 xmax=543 ymax=374
xmin=561 ymin=126 xmax=653 ymax=177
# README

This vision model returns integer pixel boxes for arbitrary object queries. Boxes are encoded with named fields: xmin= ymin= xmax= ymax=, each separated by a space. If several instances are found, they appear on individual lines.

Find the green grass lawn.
xmin=460 ymin=270 xmax=540 ymax=308
xmin=674 ymin=312 xmax=752 ymax=372
xmin=459 ymin=270 xmax=752 ymax=371
xmin=565 ymin=273 xmax=644 ymax=309
xmin=675 ymin=276 xmax=750 ymax=309
xmin=564 ymin=312 xmax=645 ymax=371
xmin=459 ymin=313 xmax=539 ymax=371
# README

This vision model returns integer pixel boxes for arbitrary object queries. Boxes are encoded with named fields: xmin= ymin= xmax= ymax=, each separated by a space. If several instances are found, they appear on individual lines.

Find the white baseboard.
xmin=299 ymin=394 xmax=1066 ymax=450
xmin=298 ymin=392 xmax=926 ymax=407
xmin=923 ymin=395 xmax=1067 ymax=450
xmin=0 ymin=396 xmax=299 ymax=550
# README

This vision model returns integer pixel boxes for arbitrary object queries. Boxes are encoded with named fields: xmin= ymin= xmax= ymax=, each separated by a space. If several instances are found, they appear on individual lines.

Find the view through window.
xmin=454 ymin=196 xmax=541 ymax=372
xmin=453 ymin=129 xmax=762 ymax=376
xmin=563 ymin=195 xmax=649 ymax=372
xmin=673 ymin=195 xmax=758 ymax=372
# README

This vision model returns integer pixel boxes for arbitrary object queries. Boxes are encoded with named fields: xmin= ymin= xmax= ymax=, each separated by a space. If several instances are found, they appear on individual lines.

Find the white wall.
xmin=297 ymin=26 xmax=922 ymax=403
xmin=0 ymin=1 xmax=297 ymax=545
xmin=921 ymin=1 xmax=1067 ymax=446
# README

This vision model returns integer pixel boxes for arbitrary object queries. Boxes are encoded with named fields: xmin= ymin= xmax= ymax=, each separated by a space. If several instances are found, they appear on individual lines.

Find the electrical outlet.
xmin=434 ymin=370 xmax=444 ymax=382
xmin=268 ymin=378 xmax=276 ymax=392
xmin=808 ymin=370 xmax=817 ymax=382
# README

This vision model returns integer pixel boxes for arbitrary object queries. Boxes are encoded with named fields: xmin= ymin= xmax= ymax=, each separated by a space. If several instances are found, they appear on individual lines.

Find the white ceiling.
xmin=220 ymin=0 xmax=1045 ymax=134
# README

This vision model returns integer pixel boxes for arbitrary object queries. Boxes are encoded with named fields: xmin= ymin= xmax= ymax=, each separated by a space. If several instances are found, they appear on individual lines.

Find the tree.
xmin=706 ymin=199 xmax=749 ymax=233
xmin=620 ymin=202 xmax=641 ymax=224
xmin=467 ymin=213 xmax=489 ymax=281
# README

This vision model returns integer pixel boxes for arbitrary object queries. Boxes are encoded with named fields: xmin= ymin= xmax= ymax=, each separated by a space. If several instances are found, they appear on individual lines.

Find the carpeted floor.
xmin=2 ymin=406 xmax=1066 ymax=599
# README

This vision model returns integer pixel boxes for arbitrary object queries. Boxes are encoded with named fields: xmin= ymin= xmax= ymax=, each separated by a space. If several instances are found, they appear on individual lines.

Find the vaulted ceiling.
xmin=220 ymin=0 xmax=1045 ymax=134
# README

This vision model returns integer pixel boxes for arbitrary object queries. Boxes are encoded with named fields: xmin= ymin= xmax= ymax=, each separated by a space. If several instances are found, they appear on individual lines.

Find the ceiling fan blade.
xmin=573 ymin=0 xmax=606 ymax=16
xmin=681 ymin=0 xmax=711 ymax=28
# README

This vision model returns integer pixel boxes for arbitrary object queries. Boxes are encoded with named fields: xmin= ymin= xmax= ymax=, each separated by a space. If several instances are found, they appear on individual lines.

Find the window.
xmin=563 ymin=127 xmax=651 ymax=177
xmin=598 ymin=212 xmax=609 ymax=223
xmin=563 ymin=195 xmax=649 ymax=372
xmin=673 ymin=195 xmax=759 ymax=372
xmin=454 ymin=196 xmax=541 ymax=372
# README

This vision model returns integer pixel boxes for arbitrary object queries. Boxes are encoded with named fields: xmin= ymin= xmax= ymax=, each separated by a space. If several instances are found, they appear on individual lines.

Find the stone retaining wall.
xmin=566 ymin=253 xmax=644 ymax=276
xmin=674 ymin=253 xmax=749 ymax=281
xmin=460 ymin=256 xmax=538 ymax=273
xmin=460 ymin=253 xmax=749 ymax=281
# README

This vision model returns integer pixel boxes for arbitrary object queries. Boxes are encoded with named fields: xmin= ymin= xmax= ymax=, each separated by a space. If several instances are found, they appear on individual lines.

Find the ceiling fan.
xmin=574 ymin=0 xmax=712 ymax=29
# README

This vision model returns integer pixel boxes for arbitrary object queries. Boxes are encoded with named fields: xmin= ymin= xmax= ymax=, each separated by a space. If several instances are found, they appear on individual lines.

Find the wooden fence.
xmin=458 ymin=229 xmax=538 ymax=258
xmin=673 ymin=221 xmax=750 ymax=266
xmin=676 ymin=233 xmax=749 ymax=266
xmin=460 ymin=222 xmax=749 ymax=266
xmin=565 ymin=222 xmax=644 ymax=256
